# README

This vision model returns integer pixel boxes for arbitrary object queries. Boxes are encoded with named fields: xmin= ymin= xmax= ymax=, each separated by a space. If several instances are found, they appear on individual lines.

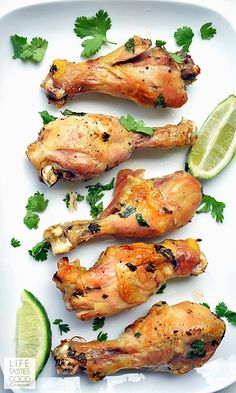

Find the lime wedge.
xmin=16 ymin=289 xmax=52 ymax=380
xmin=187 ymin=95 xmax=236 ymax=178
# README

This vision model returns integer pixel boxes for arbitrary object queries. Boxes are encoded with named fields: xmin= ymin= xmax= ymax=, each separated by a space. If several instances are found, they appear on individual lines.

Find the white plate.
xmin=0 ymin=1 xmax=236 ymax=392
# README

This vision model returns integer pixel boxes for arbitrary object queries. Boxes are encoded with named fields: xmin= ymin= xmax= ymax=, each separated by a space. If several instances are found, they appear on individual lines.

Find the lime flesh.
xmin=188 ymin=95 xmax=236 ymax=179
xmin=16 ymin=289 xmax=52 ymax=380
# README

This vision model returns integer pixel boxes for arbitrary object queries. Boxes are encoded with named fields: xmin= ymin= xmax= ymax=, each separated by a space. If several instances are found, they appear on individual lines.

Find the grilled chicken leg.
xmin=54 ymin=239 xmax=207 ymax=320
xmin=42 ymin=36 xmax=200 ymax=108
xmin=26 ymin=114 xmax=196 ymax=186
xmin=54 ymin=301 xmax=225 ymax=381
xmin=44 ymin=169 xmax=202 ymax=255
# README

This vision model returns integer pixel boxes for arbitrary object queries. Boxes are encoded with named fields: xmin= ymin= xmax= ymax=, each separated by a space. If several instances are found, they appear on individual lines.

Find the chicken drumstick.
xmin=54 ymin=301 xmax=225 ymax=381
xmin=44 ymin=169 xmax=202 ymax=255
xmin=42 ymin=36 xmax=200 ymax=108
xmin=26 ymin=114 xmax=196 ymax=186
xmin=54 ymin=238 xmax=207 ymax=320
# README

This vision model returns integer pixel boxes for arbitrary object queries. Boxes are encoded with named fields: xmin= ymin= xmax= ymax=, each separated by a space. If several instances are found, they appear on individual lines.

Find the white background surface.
xmin=0 ymin=0 xmax=236 ymax=392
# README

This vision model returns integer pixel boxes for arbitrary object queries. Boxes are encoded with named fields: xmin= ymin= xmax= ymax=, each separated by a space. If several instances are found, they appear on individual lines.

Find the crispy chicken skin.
xmin=53 ymin=301 xmax=225 ymax=381
xmin=53 ymin=239 xmax=207 ymax=320
xmin=26 ymin=114 xmax=196 ymax=186
xmin=41 ymin=36 xmax=200 ymax=108
xmin=44 ymin=169 xmax=202 ymax=255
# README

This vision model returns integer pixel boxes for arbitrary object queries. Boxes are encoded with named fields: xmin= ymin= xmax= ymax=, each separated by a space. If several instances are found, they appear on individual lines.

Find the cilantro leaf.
xmin=97 ymin=331 xmax=108 ymax=341
xmin=81 ymin=37 xmax=104 ymax=57
xmin=168 ymin=52 xmax=184 ymax=64
xmin=28 ymin=240 xmax=50 ymax=261
xmin=26 ymin=191 xmax=48 ymax=212
xmin=215 ymin=302 xmax=228 ymax=317
xmin=77 ymin=193 xmax=85 ymax=202
xmin=174 ymin=26 xmax=194 ymax=52
xmin=125 ymin=37 xmax=135 ymax=53
xmin=119 ymin=114 xmax=155 ymax=136
xmin=24 ymin=211 xmax=40 ymax=229
xmin=86 ymin=178 xmax=115 ymax=219
xmin=215 ymin=302 xmax=236 ymax=324
xmin=200 ymin=302 xmax=210 ymax=309
xmin=74 ymin=9 xmax=116 ymax=58
xmin=63 ymin=193 xmax=70 ymax=208
xmin=136 ymin=213 xmax=150 ymax=227
xmin=200 ymin=22 xmax=217 ymax=40
xmin=197 ymin=194 xmax=225 ymax=223
xmin=155 ymin=39 xmax=167 ymax=47
xmin=29 ymin=37 xmax=48 ymax=62
xmin=134 ymin=332 xmax=142 ymax=338
xmin=155 ymin=94 xmax=166 ymax=108
xmin=187 ymin=340 xmax=206 ymax=359
xmin=24 ymin=192 xmax=48 ymax=229
xmin=11 ymin=35 xmax=48 ymax=62
xmin=156 ymin=283 xmax=166 ymax=294
xmin=155 ymin=40 xmax=183 ymax=64
xmin=53 ymin=318 xmax=70 ymax=335
xmin=11 ymin=238 xmax=21 ymax=248
xmin=92 ymin=317 xmax=105 ymax=331
xmin=39 ymin=111 xmax=57 ymax=125
xmin=11 ymin=35 xmax=27 ymax=59
xmin=118 ymin=206 xmax=136 ymax=218
xmin=61 ymin=109 xmax=86 ymax=116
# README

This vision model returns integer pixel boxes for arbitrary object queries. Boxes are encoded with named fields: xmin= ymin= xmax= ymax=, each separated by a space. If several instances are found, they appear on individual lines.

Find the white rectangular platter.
xmin=0 ymin=1 xmax=236 ymax=392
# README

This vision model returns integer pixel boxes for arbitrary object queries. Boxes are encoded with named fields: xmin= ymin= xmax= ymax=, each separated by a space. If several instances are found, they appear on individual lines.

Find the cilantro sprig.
xmin=200 ymin=301 xmax=236 ymax=325
xmin=74 ymin=10 xmax=116 ymax=58
xmin=155 ymin=40 xmax=183 ymax=64
xmin=11 ymin=35 xmax=48 ymax=62
xmin=197 ymin=194 xmax=225 ymax=223
xmin=215 ymin=302 xmax=236 ymax=324
xmin=93 ymin=317 xmax=105 ymax=331
xmin=53 ymin=319 xmax=70 ymax=335
xmin=174 ymin=26 xmax=194 ymax=52
xmin=119 ymin=114 xmax=156 ymax=136
xmin=11 ymin=238 xmax=21 ymax=248
xmin=24 ymin=192 xmax=49 ymax=229
xmin=28 ymin=240 xmax=50 ymax=262
xmin=86 ymin=178 xmax=114 ymax=219
xmin=200 ymin=22 xmax=217 ymax=40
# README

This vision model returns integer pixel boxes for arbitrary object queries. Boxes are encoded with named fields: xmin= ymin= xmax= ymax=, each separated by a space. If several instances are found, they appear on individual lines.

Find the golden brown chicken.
xmin=26 ymin=114 xmax=196 ymax=186
xmin=42 ymin=36 xmax=200 ymax=108
xmin=44 ymin=169 xmax=202 ymax=255
xmin=53 ymin=301 xmax=225 ymax=381
xmin=53 ymin=239 xmax=207 ymax=320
